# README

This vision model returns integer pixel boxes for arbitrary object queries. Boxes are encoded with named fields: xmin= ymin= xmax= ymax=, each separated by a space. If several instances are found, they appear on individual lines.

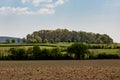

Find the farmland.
xmin=0 ymin=43 xmax=120 ymax=60
xmin=0 ymin=60 xmax=120 ymax=80
xmin=0 ymin=43 xmax=120 ymax=51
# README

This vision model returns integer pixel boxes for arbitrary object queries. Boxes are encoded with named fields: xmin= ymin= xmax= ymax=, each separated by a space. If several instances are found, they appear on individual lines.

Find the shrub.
xmin=32 ymin=46 xmax=42 ymax=60
xmin=9 ymin=48 xmax=26 ymax=60
xmin=41 ymin=48 xmax=51 ymax=59
xmin=96 ymin=53 xmax=120 ymax=59
xmin=67 ymin=42 xmax=89 ymax=59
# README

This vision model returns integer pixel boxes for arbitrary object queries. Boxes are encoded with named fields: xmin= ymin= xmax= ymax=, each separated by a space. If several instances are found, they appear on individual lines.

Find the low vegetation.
xmin=0 ymin=42 xmax=120 ymax=60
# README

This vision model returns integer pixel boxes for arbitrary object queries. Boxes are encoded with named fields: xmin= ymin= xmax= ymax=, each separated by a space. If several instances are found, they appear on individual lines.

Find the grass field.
xmin=0 ymin=46 xmax=120 ymax=53
xmin=0 ymin=43 xmax=72 ymax=47
xmin=0 ymin=60 xmax=120 ymax=80
xmin=0 ymin=43 xmax=120 ymax=57
xmin=90 ymin=49 xmax=120 ymax=54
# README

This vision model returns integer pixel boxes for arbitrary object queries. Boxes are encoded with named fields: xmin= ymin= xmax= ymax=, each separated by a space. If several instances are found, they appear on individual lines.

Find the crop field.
xmin=0 ymin=60 xmax=120 ymax=80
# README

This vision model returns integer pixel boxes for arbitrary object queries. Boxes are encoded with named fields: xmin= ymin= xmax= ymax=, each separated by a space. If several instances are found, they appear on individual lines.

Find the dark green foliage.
xmin=26 ymin=34 xmax=42 ymax=43
xmin=6 ymin=45 xmax=73 ymax=60
xmin=25 ymin=29 xmax=113 ymax=44
xmin=50 ymin=39 xmax=54 ymax=43
xmin=34 ymin=36 xmax=42 ymax=43
xmin=67 ymin=43 xmax=89 ymax=59
xmin=41 ymin=48 xmax=51 ymax=59
xmin=26 ymin=47 xmax=33 ymax=59
xmin=88 ymin=52 xmax=96 ymax=59
xmin=51 ymin=47 xmax=62 ymax=59
xmin=9 ymin=48 xmax=26 ymax=60
xmin=1 ymin=43 xmax=120 ymax=60
xmin=43 ymin=39 xmax=48 ymax=43
xmin=22 ymin=38 xmax=27 ymax=43
xmin=96 ymin=53 xmax=120 ymax=59
xmin=95 ymin=34 xmax=113 ymax=44
xmin=11 ymin=39 xmax=16 ymax=43
xmin=32 ymin=46 xmax=42 ymax=59
xmin=51 ymin=47 xmax=61 ymax=55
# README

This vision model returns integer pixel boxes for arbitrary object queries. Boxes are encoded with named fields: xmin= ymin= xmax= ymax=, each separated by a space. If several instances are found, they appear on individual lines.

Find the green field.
xmin=0 ymin=43 xmax=120 ymax=54
xmin=0 ymin=43 xmax=71 ymax=47
xmin=90 ymin=49 xmax=120 ymax=54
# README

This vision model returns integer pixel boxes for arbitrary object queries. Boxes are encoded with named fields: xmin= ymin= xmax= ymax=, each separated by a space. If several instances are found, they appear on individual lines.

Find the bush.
xmin=41 ymin=48 xmax=51 ymax=59
xmin=96 ymin=53 xmax=120 ymax=59
xmin=9 ymin=48 xmax=26 ymax=60
xmin=32 ymin=46 xmax=42 ymax=60
xmin=67 ymin=42 xmax=89 ymax=59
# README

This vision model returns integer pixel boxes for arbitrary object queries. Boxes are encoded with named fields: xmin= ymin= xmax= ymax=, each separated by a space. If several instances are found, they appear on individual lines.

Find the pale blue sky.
xmin=0 ymin=0 xmax=120 ymax=42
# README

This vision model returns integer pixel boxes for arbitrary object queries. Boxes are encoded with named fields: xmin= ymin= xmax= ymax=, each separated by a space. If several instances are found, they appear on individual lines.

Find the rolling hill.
xmin=0 ymin=36 xmax=22 ymax=43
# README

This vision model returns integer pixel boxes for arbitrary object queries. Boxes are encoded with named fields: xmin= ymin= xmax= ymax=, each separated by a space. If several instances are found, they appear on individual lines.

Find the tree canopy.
xmin=67 ymin=42 xmax=89 ymax=59
xmin=25 ymin=29 xmax=113 ymax=44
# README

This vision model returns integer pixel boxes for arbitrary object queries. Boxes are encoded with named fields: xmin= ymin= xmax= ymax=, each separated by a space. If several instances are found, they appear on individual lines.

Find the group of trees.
xmin=0 ymin=43 xmax=90 ymax=60
xmin=0 ymin=42 xmax=119 ymax=60
xmin=4 ymin=38 xmax=22 ymax=43
xmin=5 ymin=39 xmax=16 ymax=43
xmin=7 ymin=46 xmax=72 ymax=60
xmin=25 ymin=29 xmax=113 ymax=44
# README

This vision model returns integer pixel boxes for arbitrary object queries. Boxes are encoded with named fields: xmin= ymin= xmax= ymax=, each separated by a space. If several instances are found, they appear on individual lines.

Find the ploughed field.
xmin=0 ymin=60 xmax=120 ymax=80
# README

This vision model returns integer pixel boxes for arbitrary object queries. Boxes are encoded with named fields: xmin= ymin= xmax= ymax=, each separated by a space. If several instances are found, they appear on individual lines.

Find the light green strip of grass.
xmin=89 ymin=49 xmax=120 ymax=54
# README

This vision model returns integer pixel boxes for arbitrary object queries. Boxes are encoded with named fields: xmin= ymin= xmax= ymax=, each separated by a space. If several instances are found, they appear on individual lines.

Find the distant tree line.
xmin=25 ymin=29 xmax=113 ymax=44
xmin=5 ymin=39 xmax=16 ymax=43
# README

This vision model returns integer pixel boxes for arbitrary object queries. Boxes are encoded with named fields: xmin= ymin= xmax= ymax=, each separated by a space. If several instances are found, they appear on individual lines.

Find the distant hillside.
xmin=0 ymin=36 xmax=22 ymax=43
xmin=25 ymin=29 xmax=113 ymax=44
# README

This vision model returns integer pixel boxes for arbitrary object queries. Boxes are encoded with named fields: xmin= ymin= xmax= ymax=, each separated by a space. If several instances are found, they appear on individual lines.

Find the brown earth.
xmin=0 ymin=60 xmax=120 ymax=80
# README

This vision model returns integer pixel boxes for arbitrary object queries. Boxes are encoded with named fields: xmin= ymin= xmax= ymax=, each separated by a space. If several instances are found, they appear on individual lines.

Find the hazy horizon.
xmin=0 ymin=0 xmax=120 ymax=43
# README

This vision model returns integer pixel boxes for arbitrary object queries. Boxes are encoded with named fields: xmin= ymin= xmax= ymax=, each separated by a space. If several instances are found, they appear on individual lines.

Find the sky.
xmin=0 ymin=0 xmax=120 ymax=42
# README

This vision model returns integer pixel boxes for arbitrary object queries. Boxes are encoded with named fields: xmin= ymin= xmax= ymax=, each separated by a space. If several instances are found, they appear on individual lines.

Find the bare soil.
xmin=0 ymin=60 xmax=120 ymax=80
